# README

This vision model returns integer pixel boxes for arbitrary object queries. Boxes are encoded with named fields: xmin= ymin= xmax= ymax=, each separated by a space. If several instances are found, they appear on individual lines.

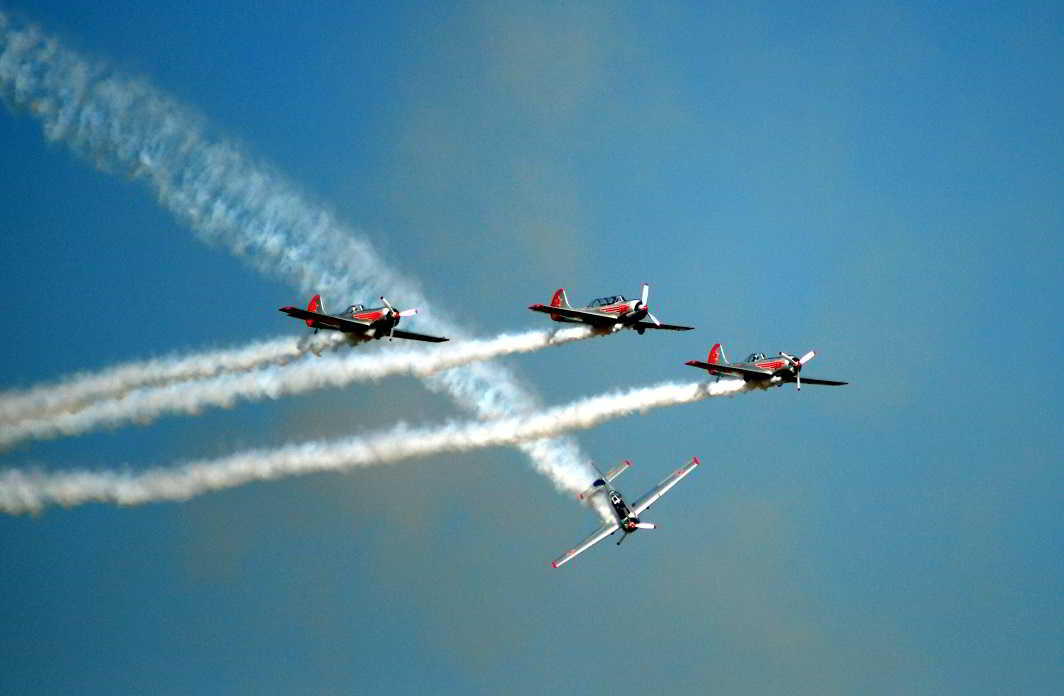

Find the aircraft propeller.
xmin=617 ymin=518 xmax=656 ymax=544
xmin=379 ymin=296 xmax=418 ymax=340
xmin=781 ymin=350 xmax=816 ymax=390
xmin=638 ymin=282 xmax=662 ymax=326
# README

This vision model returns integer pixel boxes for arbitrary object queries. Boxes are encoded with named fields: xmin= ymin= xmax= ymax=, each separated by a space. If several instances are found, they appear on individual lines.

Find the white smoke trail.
xmin=0 ymin=379 xmax=755 ymax=514
xmin=0 ymin=13 xmax=592 ymax=493
xmin=0 ymin=325 xmax=599 ymax=448
xmin=0 ymin=333 xmax=344 ymax=425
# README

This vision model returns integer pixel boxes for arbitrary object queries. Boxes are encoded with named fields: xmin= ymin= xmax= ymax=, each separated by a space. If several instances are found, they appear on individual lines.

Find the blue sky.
xmin=1 ymin=2 xmax=1061 ymax=694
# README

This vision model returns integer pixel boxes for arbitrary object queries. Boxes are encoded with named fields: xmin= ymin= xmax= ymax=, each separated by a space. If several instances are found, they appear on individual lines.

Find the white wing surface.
xmin=551 ymin=520 xmax=620 ymax=568
xmin=631 ymin=457 xmax=700 ymax=516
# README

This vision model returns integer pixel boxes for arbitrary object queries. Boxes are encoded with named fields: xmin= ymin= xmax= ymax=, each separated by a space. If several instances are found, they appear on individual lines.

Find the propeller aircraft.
xmin=279 ymin=295 xmax=448 ymax=343
xmin=685 ymin=343 xmax=847 ymax=390
xmin=529 ymin=283 xmax=694 ymax=335
xmin=552 ymin=457 xmax=700 ymax=568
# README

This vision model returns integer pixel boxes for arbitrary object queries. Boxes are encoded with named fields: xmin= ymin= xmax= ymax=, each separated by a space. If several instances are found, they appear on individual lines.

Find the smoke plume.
xmin=0 ymin=12 xmax=592 ymax=494
xmin=0 ymin=333 xmax=344 ymax=425
xmin=0 ymin=379 xmax=754 ymax=514
xmin=0 ymin=326 xmax=599 ymax=448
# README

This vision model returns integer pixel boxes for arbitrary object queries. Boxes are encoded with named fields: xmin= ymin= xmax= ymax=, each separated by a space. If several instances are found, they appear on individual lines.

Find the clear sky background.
xmin=1 ymin=2 xmax=1061 ymax=694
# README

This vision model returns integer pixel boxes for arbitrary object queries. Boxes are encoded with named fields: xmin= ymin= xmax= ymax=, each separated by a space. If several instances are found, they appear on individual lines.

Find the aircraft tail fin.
xmin=306 ymin=294 xmax=324 ymax=327
xmin=708 ymin=343 xmax=727 ymax=365
xmin=549 ymin=288 xmax=570 ymax=322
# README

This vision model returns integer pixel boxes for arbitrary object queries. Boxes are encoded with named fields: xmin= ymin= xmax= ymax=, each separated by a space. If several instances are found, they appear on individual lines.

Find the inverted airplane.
xmin=279 ymin=294 xmax=448 ymax=343
xmin=685 ymin=343 xmax=847 ymax=390
xmin=552 ymin=457 xmax=700 ymax=568
xmin=529 ymin=283 xmax=694 ymax=334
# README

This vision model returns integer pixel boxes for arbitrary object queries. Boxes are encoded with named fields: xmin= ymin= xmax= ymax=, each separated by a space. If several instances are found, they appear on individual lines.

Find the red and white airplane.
xmin=280 ymin=295 xmax=448 ymax=343
xmin=552 ymin=457 xmax=700 ymax=568
xmin=529 ymin=283 xmax=694 ymax=335
xmin=685 ymin=343 xmax=847 ymax=390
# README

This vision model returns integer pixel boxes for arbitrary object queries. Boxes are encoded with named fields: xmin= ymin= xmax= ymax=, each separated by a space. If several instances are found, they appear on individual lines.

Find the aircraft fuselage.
xmin=605 ymin=488 xmax=643 ymax=534
xmin=308 ymin=305 xmax=400 ymax=337
xmin=552 ymin=299 xmax=648 ymax=327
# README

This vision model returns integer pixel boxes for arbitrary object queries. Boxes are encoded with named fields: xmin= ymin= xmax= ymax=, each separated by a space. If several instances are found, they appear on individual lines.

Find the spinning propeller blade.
xmin=637 ymin=283 xmax=660 ymax=325
xmin=792 ymin=350 xmax=815 ymax=390
xmin=378 ymin=296 xmax=417 ymax=340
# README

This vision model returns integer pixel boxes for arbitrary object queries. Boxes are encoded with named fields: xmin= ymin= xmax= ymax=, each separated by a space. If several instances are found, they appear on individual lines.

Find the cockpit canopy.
xmin=745 ymin=352 xmax=767 ymax=362
xmin=588 ymin=295 xmax=627 ymax=307
xmin=344 ymin=304 xmax=366 ymax=314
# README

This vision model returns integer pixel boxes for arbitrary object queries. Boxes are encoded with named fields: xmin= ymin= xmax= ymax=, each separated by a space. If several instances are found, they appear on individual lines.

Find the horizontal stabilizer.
xmin=578 ymin=460 xmax=631 ymax=500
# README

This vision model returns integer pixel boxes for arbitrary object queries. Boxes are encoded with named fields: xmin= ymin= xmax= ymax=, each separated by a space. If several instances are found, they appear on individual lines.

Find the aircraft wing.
xmin=390 ymin=328 xmax=449 ymax=343
xmin=279 ymin=306 xmax=370 ymax=334
xmin=782 ymin=376 xmax=848 ymax=386
xmin=630 ymin=456 xmax=700 ymax=517
xmin=633 ymin=320 xmax=695 ymax=331
xmin=528 ymin=304 xmax=618 ymax=327
xmin=551 ymin=520 xmax=621 ymax=568
xmin=684 ymin=361 xmax=773 ymax=380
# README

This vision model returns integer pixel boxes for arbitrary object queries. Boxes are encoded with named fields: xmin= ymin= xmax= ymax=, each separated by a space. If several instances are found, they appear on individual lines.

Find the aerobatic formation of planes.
xmin=280 ymin=283 xmax=847 ymax=567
